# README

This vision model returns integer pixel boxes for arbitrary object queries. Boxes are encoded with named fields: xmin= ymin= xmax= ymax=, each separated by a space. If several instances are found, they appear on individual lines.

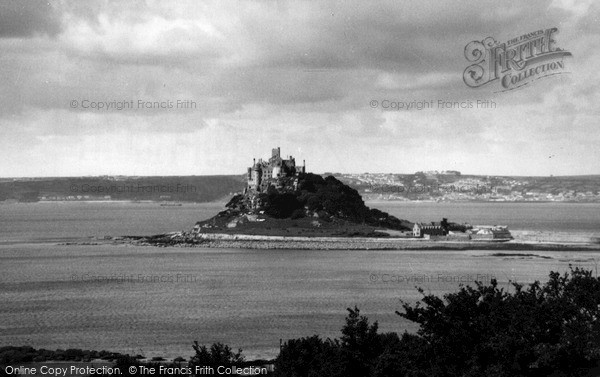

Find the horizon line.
xmin=2 ymin=172 xmax=600 ymax=180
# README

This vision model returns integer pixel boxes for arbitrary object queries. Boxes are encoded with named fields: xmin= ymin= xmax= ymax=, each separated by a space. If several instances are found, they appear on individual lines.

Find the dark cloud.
xmin=0 ymin=0 xmax=598 ymax=176
xmin=0 ymin=0 xmax=62 ymax=38
xmin=243 ymin=0 xmax=567 ymax=73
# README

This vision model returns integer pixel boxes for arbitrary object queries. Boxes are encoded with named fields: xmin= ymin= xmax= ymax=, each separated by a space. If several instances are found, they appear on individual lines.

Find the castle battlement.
xmin=246 ymin=147 xmax=305 ymax=193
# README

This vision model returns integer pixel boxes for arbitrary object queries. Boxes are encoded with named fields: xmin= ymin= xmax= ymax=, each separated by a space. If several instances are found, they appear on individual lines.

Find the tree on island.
xmin=217 ymin=173 xmax=411 ymax=232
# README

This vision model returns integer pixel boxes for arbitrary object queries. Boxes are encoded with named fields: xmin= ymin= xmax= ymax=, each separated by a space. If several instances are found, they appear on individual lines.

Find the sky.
xmin=0 ymin=0 xmax=598 ymax=177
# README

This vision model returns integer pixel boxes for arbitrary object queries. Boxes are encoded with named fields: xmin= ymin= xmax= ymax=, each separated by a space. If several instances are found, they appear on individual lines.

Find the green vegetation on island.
xmin=194 ymin=173 xmax=412 ymax=237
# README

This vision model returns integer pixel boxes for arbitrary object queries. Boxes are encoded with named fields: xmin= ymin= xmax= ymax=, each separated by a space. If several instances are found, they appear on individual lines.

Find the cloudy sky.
xmin=1 ymin=0 xmax=598 ymax=177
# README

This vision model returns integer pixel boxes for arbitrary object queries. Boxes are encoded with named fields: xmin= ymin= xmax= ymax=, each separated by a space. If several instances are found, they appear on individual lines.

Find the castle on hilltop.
xmin=246 ymin=147 xmax=305 ymax=193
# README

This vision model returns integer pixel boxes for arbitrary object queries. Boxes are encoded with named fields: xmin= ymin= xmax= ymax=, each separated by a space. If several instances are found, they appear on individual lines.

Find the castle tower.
xmin=251 ymin=163 xmax=262 ymax=191
xmin=272 ymin=147 xmax=281 ymax=159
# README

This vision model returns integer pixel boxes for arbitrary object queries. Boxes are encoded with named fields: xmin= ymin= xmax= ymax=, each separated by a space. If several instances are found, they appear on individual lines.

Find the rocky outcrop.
xmin=194 ymin=173 xmax=411 ymax=235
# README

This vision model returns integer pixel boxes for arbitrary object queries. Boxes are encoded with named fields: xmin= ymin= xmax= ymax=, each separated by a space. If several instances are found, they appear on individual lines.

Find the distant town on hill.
xmin=1 ymin=172 xmax=599 ymax=203
xmin=330 ymin=171 xmax=600 ymax=202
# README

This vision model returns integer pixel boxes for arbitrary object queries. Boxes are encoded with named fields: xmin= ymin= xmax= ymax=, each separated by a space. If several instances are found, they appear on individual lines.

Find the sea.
xmin=1 ymin=201 xmax=599 ymax=360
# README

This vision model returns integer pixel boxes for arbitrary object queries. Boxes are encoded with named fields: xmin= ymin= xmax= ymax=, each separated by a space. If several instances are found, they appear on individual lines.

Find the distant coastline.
xmin=4 ymin=197 xmax=600 ymax=205
xmin=2 ymin=173 xmax=600 ymax=203
xmin=0 ymin=199 xmax=228 ymax=205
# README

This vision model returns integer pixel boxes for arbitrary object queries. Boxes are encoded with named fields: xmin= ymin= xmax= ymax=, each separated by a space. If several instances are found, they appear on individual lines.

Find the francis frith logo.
xmin=463 ymin=27 xmax=572 ymax=92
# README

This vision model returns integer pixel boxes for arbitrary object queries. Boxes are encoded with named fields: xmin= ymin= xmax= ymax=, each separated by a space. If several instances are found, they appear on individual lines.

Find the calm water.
xmin=371 ymin=200 xmax=600 ymax=230
xmin=1 ymin=201 xmax=599 ymax=359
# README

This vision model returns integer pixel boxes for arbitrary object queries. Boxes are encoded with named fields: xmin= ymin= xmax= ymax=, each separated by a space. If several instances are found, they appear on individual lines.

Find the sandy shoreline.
xmin=120 ymin=233 xmax=600 ymax=251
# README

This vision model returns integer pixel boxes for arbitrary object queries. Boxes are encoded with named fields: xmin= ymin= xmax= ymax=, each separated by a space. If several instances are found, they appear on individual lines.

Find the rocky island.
xmin=193 ymin=147 xmax=412 ymax=238
xmin=106 ymin=148 xmax=600 ymax=251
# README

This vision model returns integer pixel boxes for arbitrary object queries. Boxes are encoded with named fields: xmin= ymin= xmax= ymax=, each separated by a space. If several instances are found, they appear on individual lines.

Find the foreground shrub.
xmin=397 ymin=266 xmax=600 ymax=376
xmin=189 ymin=341 xmax=244 ymax=368
xmin=275 ymin=335 xmax=344 ymax=377
xmin=275 ymin=267 xmax=600 ymax=377
xmin=275 ymin=307 xmax=400 ymax=377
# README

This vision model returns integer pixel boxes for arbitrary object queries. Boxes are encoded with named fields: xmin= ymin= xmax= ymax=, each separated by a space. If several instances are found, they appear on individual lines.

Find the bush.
xmin=262 ymin=192 xmax=303 ymax=219
xmin=275 ymin=307 xmax=400 ymax=377
xmin=188 ymin=341 xmax=244 ymax=374
xmin=290 ymin=209 xmax=305 ymax=219
xmin=275 ymin=267 xmax=600 ymax=376
xmin=275 ymin=335 xmax=344 ymax=377
xmin=396 ymin=266 xmax=600 ymax=376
